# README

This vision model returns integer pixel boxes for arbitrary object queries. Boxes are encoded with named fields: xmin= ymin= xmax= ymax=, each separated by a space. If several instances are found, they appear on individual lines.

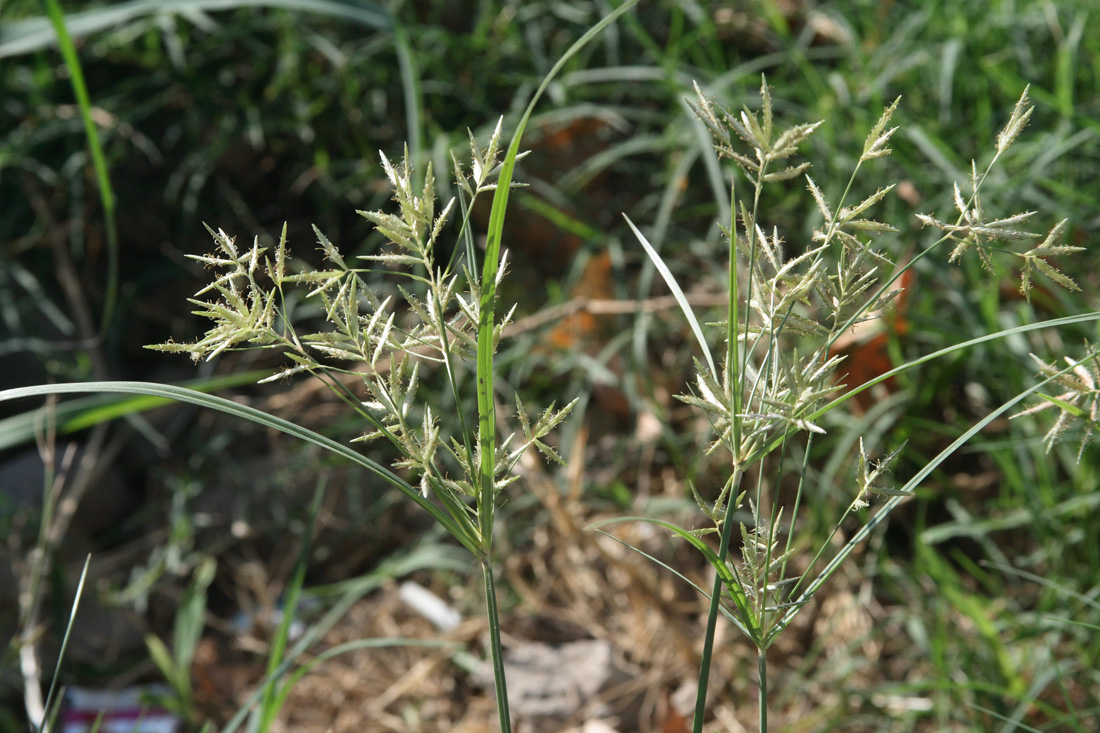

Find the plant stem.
xmin=692 ymin=466 xmax=744 ymax=733
xmin=482 ymin=557 xmax=512 ymax=733
xmin=758 ymin=645 xmax=768 ymax=732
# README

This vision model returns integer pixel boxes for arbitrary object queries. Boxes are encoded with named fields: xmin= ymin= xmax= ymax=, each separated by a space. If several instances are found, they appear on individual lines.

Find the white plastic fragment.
xmin=399 ymin=580 xmax=462 ymax=631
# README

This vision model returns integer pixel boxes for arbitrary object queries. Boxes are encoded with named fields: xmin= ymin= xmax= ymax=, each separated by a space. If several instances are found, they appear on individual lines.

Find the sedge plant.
xmin=612 ymin=77 xmax=1099 ymax=731
xmin=146 ymin=129 xmax=580 ymax=728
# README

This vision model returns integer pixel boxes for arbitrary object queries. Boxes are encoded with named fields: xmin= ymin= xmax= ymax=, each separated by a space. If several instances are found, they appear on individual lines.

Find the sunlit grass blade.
xmin=625 ymin=215 xmax=717 ymax=376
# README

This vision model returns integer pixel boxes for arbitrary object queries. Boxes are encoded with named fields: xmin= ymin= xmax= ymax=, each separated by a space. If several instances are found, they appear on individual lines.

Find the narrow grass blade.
xmin=921 ymin=491 xmax=1100 ymax=545
xmin=967 ymin=704 xmax=1045 ymax=733
xmin=919 ymin=544 xmax=1023 ymax=696
xmin=41 ymin=0 xmax=118 ymax=331
xmin=624 ymin=215 xmax=717 ymax=376
xmin=38 ymin=555 xmax=91 ymax=732
xmin=391 ymin=19 xmax=422 ymax=171
xmin=219 ymin=543 xmax=453 ymax=733
xmin=0 ymin=381 xmax=478 ymax=555
xmin=590 ymin=516 xmax=727 ymax=579
xmin=144 ymin=635 xmax=183 ymax=713
xmin=903 ymin=124 xmax=966 ymax=182
xmin=0 ymin=370 xmax=272 ymax=451
xmin=787 ymin=311 xmax=1100 ymax=450
xmin=981 ymin=562 xmax=1100 ymax=613
xmin=475 ymin=0 xmax=642 ymax=545
xmin=0 ymin=0 xmax=392 ymax=59
xmin=590 ymin=515 xmax=756 ymax=637
xmin=472 ymin=6 xmax=643 ymax=730
xmin=591 ymin=528 xmax=753 ymax=639
xmin=257 ymin=483 xmax=324 ymax=732
xmin=270 ymin=638 xmax=456 ymax=716
xmin=174 ymin=557 xmax=216 ymax=711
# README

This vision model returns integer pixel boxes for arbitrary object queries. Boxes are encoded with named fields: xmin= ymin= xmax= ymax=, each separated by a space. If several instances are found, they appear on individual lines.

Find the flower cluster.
xmin=152 ymin=121 xmax=574 ymax=522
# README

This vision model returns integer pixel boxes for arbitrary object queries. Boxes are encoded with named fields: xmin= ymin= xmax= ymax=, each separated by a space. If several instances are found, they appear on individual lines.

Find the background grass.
xmin=1 ymin=0 xmax=1098 ymax=730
